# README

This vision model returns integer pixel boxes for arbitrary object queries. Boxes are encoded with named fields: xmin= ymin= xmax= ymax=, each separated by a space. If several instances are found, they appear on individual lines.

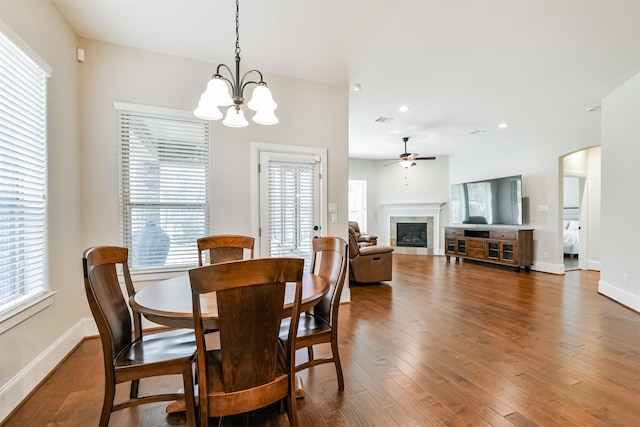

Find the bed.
xmin=563 ymin=220 xmax=579 ymax=256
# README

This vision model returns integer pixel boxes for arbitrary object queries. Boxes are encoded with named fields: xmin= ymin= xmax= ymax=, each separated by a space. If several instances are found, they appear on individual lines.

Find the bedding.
xmin=563 ymin=220 xmax=579 ymax=255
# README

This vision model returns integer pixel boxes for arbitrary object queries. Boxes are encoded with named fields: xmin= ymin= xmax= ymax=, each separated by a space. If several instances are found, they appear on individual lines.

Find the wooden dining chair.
xmin=83 ymin=246 xmax=197 ymax=427
xmin=197 ymin=234 xmax=255 ymax=266
xmin=189 ymin=258 xmax=304 ymax=427
xmin=280 ymin=236 xmax=348 ymax=391
xmin=117 ymin=246 xmax=196 ymax=399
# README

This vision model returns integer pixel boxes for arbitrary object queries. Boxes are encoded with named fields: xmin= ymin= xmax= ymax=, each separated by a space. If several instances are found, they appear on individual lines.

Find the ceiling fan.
xmin=385 ymin=137 xmax=436 ymax=168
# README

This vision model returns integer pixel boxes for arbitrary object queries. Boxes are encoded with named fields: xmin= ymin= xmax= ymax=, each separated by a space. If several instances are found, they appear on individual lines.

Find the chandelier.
xmin=194 ymin=0 xmax=277 ymax=127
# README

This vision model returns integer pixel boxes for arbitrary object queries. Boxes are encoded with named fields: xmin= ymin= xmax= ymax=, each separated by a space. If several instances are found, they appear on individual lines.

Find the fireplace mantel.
xmin=378 ymin=202 xmax=445 ymax=255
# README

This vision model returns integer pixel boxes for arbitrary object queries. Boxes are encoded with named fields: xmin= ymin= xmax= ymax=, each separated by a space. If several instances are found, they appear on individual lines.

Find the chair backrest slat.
xmin=197 ymin=235 xmax=255 ymax=266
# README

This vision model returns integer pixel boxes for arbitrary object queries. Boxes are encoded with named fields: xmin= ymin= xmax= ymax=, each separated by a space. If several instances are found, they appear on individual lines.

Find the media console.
xmin=444 ymin=227 xmax=534 ymax=271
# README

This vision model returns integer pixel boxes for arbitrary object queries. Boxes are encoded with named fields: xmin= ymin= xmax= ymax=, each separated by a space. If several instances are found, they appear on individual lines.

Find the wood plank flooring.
xmin=3 ymin=254 xmax=639 ymax=426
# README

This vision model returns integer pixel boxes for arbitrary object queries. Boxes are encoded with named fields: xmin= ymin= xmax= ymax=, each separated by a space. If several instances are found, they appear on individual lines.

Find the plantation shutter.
xmin=117 ymin=104 xmax=209 ymax=271
xmin=0 ymin=28 xmax=50 ymax=312
xmin=265 ymin=157 xmax=318 ymax=269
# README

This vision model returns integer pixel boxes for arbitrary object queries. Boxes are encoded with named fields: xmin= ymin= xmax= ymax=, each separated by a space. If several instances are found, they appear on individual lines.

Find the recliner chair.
xmin=348 ymin=221 xmax=378 ymax=247
xmin=348 ymin=226 xmax=393 ymax=283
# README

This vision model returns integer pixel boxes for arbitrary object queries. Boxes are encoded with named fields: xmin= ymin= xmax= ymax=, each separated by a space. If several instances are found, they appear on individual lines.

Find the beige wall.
xmin=0 ymin=0 xmax=349 ymax=420
xmin=0 ymin=0 xmax=83 ymax=419
xmin=78 ymin=38 xmax=348 ymax=249
xmin=600 ymin=73 xmax=640 ymax=311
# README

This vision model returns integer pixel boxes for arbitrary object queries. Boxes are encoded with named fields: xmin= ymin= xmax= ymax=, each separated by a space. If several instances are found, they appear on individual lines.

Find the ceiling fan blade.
xmin=415 ymin=156 xmax=436 ymax=160
xmin=384 ymin=160 xmax=399 ymax=167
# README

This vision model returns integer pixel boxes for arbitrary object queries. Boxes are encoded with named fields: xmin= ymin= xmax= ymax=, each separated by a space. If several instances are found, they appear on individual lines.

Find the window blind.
xmin=266 ymin=159 xmax=317 ymax=268
xmin=117 ymin=108 xmax=209 ymax=271
xmin=0 ymin=30 xmax=48 ymax=312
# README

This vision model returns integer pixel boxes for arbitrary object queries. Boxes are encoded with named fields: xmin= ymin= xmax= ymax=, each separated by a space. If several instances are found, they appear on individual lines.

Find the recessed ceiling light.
xmin=586 ymin=106 xmax=600 ymax=112
xmin=353 ymin=84 xmax=361 ymax=91
xmin=498 ymin=122 xmax=509 ymax=128
xmin=398 ymin=105 xmax=410 ymax=112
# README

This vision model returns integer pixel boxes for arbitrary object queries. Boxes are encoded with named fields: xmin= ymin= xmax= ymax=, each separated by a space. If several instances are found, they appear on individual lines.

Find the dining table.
xmin=129 ymin=271 xmax=328 ymax=330
xmin=129 ymin=270 xmax=329 ymax=409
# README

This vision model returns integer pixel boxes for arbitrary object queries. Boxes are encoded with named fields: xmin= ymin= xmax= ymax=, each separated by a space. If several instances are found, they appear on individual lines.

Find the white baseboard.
xmin=598 ymin=280 xmax=640 ymax=312
xmin=0 ymin=317 xmax=95 ymax=423
xmin=533 ymin=261 xmax=565 ymax=274
xmin=587 ymin=260 xmax=601 ymax=271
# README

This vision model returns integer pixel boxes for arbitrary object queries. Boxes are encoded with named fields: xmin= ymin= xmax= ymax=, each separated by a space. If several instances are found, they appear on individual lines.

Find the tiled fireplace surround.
xmin=378 ymin=203 xmax=445 ymax=255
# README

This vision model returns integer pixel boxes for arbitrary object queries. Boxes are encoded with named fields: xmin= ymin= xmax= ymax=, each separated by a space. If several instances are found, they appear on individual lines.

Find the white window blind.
xmin=0 ymin=29 xmax=48 ymax=313
xmin=117 ymin=106 xmax=209 ymax=271
xmin=266 ymin=159 xmax=318 ymax=267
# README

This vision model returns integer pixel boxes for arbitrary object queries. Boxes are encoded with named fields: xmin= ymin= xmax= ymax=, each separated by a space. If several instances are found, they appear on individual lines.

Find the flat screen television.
xmin=450 ymin=175 xmax=523 ymax=226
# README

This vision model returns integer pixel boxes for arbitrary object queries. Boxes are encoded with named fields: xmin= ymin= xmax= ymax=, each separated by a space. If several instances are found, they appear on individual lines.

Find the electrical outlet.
xmin=623 ymin=273 xmax=629 ymax=285
xmin=543 ymin=251 xmax=549 ymax=259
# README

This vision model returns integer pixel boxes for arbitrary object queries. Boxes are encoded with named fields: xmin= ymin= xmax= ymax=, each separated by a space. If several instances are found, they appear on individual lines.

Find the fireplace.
xmin=396 ymin=222 xmax=428 ymax=248
xmin=379 ymin=202 xmax=445 ymax=255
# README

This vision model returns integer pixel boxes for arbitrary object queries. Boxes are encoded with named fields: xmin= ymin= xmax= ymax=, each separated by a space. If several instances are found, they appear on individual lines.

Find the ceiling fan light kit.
xmin=386 ymin=136 xmax=436 ymax=169
xmin=194 ymin=0 xmax=278 ymax=127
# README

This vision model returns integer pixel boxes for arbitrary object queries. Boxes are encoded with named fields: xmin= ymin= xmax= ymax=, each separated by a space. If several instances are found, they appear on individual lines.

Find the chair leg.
xmin=284 ymin=391 xmax=298 ymax=427
xmin=198 ymin=393 xmax=208 ymax=427
xmin=100 ymin=378 xmax=115 ymax=427
xmin=331 ymin=336 xmax=345 ymax=391
xmin=182 ymin=364 xmax=197 ymax=427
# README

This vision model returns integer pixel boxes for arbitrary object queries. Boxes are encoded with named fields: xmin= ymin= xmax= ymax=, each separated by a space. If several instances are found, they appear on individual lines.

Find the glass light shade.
xmin=252 ymin=108 xmax=279 ymax=125
xmin=223 ymin=106 xmax=249 ymax=128
xmin=194 ymin=96 xmax=223 ymax=120
xmin=398 ymin=159 xmax=414 ymax=168
xmin=247 ymin=84 xmax=277 ymax=111
xmin=202 ymin=77 xmax=233 ymax=107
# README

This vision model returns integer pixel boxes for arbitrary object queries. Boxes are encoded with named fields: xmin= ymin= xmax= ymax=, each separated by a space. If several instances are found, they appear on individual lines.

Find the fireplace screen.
xmin=396 ymin=222 xmax=428 ymax=247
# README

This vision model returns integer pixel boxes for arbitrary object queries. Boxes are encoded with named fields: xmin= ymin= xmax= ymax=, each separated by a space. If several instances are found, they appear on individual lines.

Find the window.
xmin=348 ymin=179 xmax=367 ymax=231
xmin=0 ymin=25 xmax=51 ymax=316
xmin=116 ymin=103 xmax=209 ymax=272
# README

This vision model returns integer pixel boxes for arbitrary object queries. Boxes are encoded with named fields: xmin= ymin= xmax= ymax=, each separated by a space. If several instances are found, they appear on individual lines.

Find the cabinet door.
xmin=486 ymin=241 xmax=500 ymax=260
xmin=456 ymin=238 xmax=467 ymax=255
xmin=501 ymin=243 xmax=518 ymax=264
xmin=446 ymin=237 xmax=456 ymax=255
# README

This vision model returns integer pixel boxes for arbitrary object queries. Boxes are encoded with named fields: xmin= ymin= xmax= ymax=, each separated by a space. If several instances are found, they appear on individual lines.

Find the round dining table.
xmin=129 ymin=272 xmax=328 ymax=331
xmin=129 ymin=271 xmax=328 ymax=407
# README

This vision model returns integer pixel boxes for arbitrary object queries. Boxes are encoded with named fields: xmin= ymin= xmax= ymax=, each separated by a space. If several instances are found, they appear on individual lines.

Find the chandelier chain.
xmin=235 ymin=0 xmax=241 ymax=58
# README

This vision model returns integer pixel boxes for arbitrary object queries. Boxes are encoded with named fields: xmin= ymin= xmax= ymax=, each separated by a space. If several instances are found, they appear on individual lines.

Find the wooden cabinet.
xmin=445 ymin=227 xmax=533 ymax=271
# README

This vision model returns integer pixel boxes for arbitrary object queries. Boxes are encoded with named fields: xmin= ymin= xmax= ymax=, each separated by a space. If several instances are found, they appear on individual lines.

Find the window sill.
xmin=0 ymin=290 xmax=57 ymax=334
xmin=127 ymin=266 xmax=195 ymax=284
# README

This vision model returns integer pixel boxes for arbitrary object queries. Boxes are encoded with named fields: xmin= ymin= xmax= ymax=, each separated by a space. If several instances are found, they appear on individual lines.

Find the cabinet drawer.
xmin=490 ymin=230 xmax=516 ymax=240
xmin=445 ymin=228 xmax=463 ymax=237
xmin=468 ymin=239 xmax=485 ymax=249
xmin=467 ymin=248 xmax=485 ymax=258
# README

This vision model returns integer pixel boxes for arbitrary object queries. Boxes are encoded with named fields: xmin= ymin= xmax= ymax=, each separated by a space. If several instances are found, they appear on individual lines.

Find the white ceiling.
xmin=53 ymin=0 xmax=640 ymax=160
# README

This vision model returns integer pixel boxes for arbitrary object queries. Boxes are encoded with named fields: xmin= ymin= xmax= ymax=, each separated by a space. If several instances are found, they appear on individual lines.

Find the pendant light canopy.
xmin=194 ymin=0 xmax=278 ymax=127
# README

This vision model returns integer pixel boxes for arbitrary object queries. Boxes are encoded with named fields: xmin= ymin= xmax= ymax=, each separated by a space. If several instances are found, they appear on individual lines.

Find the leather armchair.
xmin=348 ymin=221 xmax=378 ymax=247
xmin=348 ymin=226 xmax=393 ymax=283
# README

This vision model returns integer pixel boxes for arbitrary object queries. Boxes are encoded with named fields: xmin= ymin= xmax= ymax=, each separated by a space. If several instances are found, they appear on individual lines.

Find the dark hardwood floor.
xmin=3 ymin=254 xmax=639 ymax=426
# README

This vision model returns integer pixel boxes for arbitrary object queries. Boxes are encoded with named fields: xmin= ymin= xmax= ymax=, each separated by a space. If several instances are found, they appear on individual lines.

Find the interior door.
xmin=258 ymin=150 xmax=322 ymax=270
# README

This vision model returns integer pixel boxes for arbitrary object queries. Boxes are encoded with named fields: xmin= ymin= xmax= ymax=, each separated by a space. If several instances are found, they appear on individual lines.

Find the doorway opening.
xmin=561 ymin=147 xmax=600 ymax=272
